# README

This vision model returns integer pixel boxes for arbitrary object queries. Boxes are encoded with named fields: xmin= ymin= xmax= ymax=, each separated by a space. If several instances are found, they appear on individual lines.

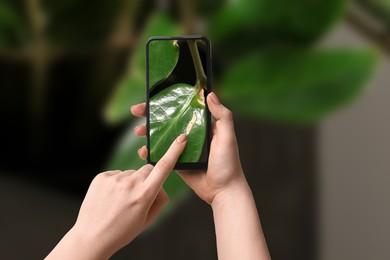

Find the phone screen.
xmin=146 ymin=36 xmax=211 ymax=169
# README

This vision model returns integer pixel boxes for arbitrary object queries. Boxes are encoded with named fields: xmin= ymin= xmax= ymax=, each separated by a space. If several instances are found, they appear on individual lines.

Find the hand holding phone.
xmin=131 ymin=92 xmax=271 ymax=259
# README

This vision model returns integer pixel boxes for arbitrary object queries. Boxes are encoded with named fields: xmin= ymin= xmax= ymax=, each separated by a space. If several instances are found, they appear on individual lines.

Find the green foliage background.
xmin=0 ymin=0 xmax=378 ymax=220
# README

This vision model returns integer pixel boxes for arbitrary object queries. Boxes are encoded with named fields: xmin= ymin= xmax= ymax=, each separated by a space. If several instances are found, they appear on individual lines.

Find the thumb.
xmin=207 ymin=92 xmax=235 ymax=132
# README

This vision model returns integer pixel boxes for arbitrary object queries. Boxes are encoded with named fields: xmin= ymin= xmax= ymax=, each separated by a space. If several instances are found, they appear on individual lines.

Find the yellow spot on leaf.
xmin=197 ymin=88 xmax=205 ymax=106
xmin=186 ymin=111 xmax=197 ymax=135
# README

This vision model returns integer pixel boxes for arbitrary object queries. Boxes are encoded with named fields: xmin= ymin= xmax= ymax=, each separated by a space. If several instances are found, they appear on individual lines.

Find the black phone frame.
xmin=146 ymin=35 xmax=212 ymax=170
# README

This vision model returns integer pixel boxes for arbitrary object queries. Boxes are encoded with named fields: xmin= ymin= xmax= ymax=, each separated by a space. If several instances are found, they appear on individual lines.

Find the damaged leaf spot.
xmin=197 ymin=88 xmax=205 ymax=106
xmin=186 ymin=111 xmax=198 ymax=135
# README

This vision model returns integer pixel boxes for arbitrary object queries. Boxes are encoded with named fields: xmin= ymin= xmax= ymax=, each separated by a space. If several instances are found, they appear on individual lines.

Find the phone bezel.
xmin=146 ymin=35 xmax=211 ymax=170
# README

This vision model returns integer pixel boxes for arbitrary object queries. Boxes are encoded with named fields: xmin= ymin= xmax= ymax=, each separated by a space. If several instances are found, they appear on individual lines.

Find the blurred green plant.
xmin=210 ymin=0 xmax=347 ymax=45
xmin=221 ymin=49 xmax=376 ymax=123
xmin=104 ymin=0 xmax=377 ymax=220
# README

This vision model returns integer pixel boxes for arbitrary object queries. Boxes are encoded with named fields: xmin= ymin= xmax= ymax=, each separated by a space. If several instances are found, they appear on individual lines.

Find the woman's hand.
xmin=132 ymin=92 xmax=271 ymax=259
xmin=46 ymin=135 xmax=187 ymax=260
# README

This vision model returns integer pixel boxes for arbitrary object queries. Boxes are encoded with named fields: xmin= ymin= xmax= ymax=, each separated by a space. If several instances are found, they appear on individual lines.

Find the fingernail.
xmin=176 ymin=134 xmax=187 ymax=143
xmin=209 ymin=92 xmax=221 ymax=105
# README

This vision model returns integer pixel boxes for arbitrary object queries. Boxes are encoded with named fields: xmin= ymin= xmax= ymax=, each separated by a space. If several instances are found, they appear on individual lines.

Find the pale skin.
xmin=46 ymin=92 xmax=270 ymax=260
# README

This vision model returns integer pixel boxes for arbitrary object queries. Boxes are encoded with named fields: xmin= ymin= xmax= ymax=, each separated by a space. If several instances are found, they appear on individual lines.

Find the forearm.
xmin=211 ymin=178 xmax=271 ymax=260
xmin=45 ymin=227 xmax=112 ymax=260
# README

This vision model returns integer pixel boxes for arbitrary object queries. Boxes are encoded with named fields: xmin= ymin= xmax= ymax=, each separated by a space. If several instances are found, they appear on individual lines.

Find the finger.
xmin=138 ymin=146 xmax=148 ymax=160
xmin=207 ymin=92 xmax=236 ymax=137
xmin=143 ymin=188 xmax=169 ymax=228
xmin=144 ymin=134 xmax=187 ymax=190
xmin=130 ymin=103 xmax=146 ymax=118
xmin=134 ymin=164 xmax=154 ymax=180
xmin=134 ymin=124 xmax=147 ymax=136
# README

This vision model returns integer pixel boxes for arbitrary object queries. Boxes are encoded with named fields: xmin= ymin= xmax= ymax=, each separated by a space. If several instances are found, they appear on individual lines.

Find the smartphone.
xmin=146 ymin=36 xmax=211 ymax=170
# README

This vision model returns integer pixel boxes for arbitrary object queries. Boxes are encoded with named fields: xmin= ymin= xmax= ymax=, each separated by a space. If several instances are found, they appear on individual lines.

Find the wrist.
xmin=210 ymin=174 xmax=252 ymax=211
xmin=210 ymin=173 xmax=270 ymax=260
xmin=46 ymin=226 xmax=110 ymax=260
xmin=67 ymin=226 xmax=113 ymax=260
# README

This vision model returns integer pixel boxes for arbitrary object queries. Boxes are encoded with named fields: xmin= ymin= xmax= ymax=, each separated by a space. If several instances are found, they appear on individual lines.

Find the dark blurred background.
xmin=0 ymin=0 xmax=389 ymax=259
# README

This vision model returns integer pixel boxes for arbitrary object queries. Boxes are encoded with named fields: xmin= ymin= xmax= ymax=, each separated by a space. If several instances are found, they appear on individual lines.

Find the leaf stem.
xmin=188 ymin=40 xmax=207 ymax=89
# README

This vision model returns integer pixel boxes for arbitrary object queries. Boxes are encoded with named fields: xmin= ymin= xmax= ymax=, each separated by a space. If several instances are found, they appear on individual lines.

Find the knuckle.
xmin=94 ymin=173 xmax=104 ymax=181
xmin=223 ymin=109 xmax=234 ymax=121
xmin=140 ymin=164 xmax=154 ymax=172
xmin=91 ymin=170 xmax=121 ymax=187
xmin=97 ymin=170 xmax=119 ymax=179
